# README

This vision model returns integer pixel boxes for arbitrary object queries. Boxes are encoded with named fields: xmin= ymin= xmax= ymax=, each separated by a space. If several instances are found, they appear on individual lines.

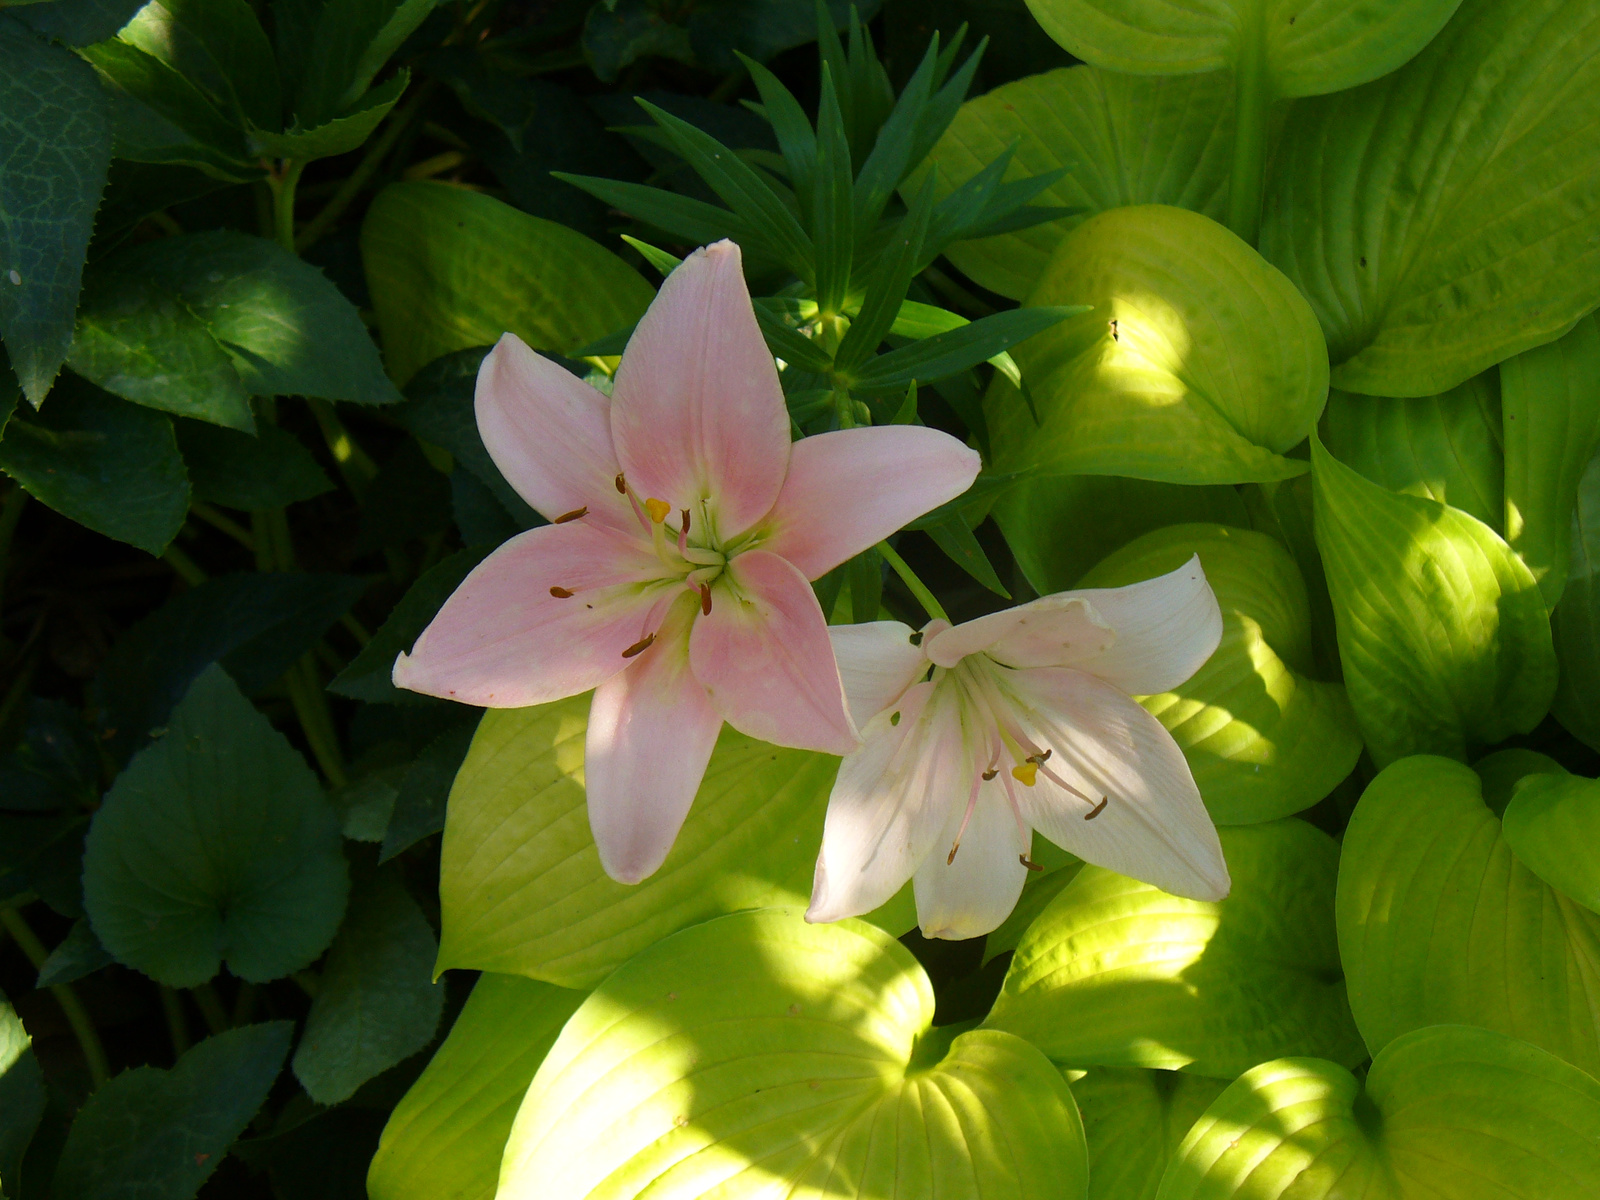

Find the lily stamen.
xmin=621 ymin=633 xmax=656 ymax=658
xmin=549 ymin=586 xmax=574 ymax=598
xmin=699 ymin=584 xmax=712 ymax=615
xmin=1019 ymin=855 xmax=1045 ymax=872
xmin=1085 ymin=797 xmax=1109 ymax=821
xmin=554 ymin=506 xmax=588 ymax=524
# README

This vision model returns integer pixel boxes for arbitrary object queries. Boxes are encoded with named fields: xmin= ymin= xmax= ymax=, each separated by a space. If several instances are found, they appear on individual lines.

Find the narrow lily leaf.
xmin=1500 ymin=311 xmax=1600 ymax=605
xmin=1072 ymin=1067 xmax=1227 ymax=1200
xmin=1310 ymin=435 xmax=1556 ymax=766
xmin=989 ymin=820 xmax=1365 ymax=1078
xmin=1078 ymin=525 xmax=1361 ymax=825
xmin=553 ymin=172 xmax=758 ymax=248
xmin=1321 ymin=376 xmax=1503 ymax=533
xmin=811 ymin=64 xmax=853 ymax=314
xmin=1158 ymin=1027 xmax=1600 ymax=1200
xmin=925 ymin=510 xmax=1010 ymax=598
xmin=1554 ymin=455 xmax=1600 ymax=751
xmin=1337 ymin=756 xmax=1600 ymax=1076
xmin=1262 ymin=0 xmax=1600 ymax=397
xmin=740 ymin=54 xmax=816 ymax=205
xmin=852 ymin=34 xmax=939 ymax=232
xmin=850 ymin=304 xmax=1081 ymax=393
xmin=919 ymin=66 xmax=1234 ymax=300
xmin=618 ymin=234 xmax=681 ymax=277
xmin=498 ymin=909 xmax=1089 ymax=1199
xmin=368 ymin=974 xmax=587 ymax=1200
xmin=1501 ymin=773 xmax=1600 ymax=915
xmin=833 ymin=173 xmax=935 ymax=373
xmin=751 ymin=300 xmax=834 ymax=373
xmin=993 ymin=206 xmax=1325 ymax=485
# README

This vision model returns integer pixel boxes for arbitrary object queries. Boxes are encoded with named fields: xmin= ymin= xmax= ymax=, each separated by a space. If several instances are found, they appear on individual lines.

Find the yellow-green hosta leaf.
xmin=368 ymin=973 xmax=586 ymax=1200
xmin=1554 ymin=456 xmax=1600 ymax=751
xmin=994 ymin=205 xmax=1327 ymax=487
xmin=498 ymin=909 xmax=1089 ymax=1200
xmin=1076 ymin=524 xmax=1361 ymax=825
xmin=1157 ymin=1026 xmax=1600 ymax=1200
xmin=1071 ymin=1068 xmax=1228 ymax=1200
xmin=1262 ymin=0 xmax=1600 ymax=397
xmin=919 ymin=66 xmax=1234 ymax=300
xmin=988 ymin=820 xmax=1365 ymax=1078
xmin=1022 ymin=0 xmax=1460 ymax=98
xmin=1502 ymin=774 xmax=1600 ymax=916
xmin=360 ymin=181 xmax=654 ymax=385
xmin=1310 ymin=435 xmax=1556 ymax=766
xmin=438 ymin=697 xmax=878 ymax=989
xmin=1336 ymin=756 xmax=1600 ymax=1077
xmin=1320 ymin=375 xmax=1503 ymax=533
xmin=1473 ymin=747 xmax=1568 ymax=817
xmin=1501 ymin=312 xmax=1600 ymax=606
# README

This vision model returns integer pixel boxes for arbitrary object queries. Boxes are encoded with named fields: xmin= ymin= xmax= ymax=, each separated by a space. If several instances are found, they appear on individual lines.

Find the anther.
xmin=1011 ymin=761 xmax=1039 ymax=787
xmin=681 ymin=508 xmax=691 ymax=535
xmin=947 ymin=846 xmax=959 ymax=865
xmin=1026 ymin=749 xmax=1052 ymax=765
xmin=554 ymin=506 xmax=588 ymax=524
xmin=699 ymin=584 xmax=712 ymax=615
xmin=645 ymin=498 xmax=671 ymax=523
xmin=981 ymin=768 xmax=998 ymax=781
xmin=614 ymin=472 xmax=627 ymax=494
xmin=621 ymin=633 xmax=656 ymax=658
xmin=549 ymin=586 xmax=574 ymax=598
xmin=1084 ymin=797 xmax=1109 ymax=821
xmin=1019 ymin=855 xmax=1045 ymax=872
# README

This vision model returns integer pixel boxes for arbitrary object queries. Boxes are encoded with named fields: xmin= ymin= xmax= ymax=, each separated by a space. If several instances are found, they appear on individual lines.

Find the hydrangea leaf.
xmin=988 ymin=820 xmax=1364 ymax=1078
xmin=498 ymin=909 xmax=1088 ymax=1200
xmin=993 ymin=205 xmax=1327 ymax=487
xmin=1336 ymin=755 xmax=1600 ymax=1077
xmin=1076 ymin=524 xmax=1361 ymax=824
xmin=1310 ymin=435 xmax=1556 ymax=766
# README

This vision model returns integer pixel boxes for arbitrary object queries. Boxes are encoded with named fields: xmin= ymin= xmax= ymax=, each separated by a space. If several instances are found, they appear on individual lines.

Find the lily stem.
xmin=0 ymin=906 xmax=112 ymax=1088
xmin=877 ymin=541 xmax=949 ymax=623
xmin=159 ymin=986 xmax=191 ymax=1059
xmin=269 ymin=160 xmax=306 ymax=255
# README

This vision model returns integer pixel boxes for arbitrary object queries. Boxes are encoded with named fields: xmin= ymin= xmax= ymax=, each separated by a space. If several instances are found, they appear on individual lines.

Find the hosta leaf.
xmin=1072 ymin=1067 xmax=1228 ymax=1200
xmin=1157 ymin=1026 xmax=1600 ymax=1200
xmin=498 ymin=909 xmax=1089 ymax=1200
xmin=1501 ymin=312 xmax=1600 ymax=605
xmin=440 ymin=697 xmax=867 ymax=988
xmin=1502 ymin=773 xmax=1600 ymax=915
xmin=994 ymin=205 xmax=1327 ymax=487
xmin=1554 ymin=455 xmax=1600 ymax=750
xmin=1261 ymin=0 xmax=1600 ymax=397
xmin=82 ymin=665 xmax=349 ymax=987
xmin=988 ymin=820 xmax=1364 ymax=1078
xmin=919 ymin=65 xmax=1233 ymax=300
xmin=1024 ymin=0 xmax=1461 ymax=97
xmin=1336 ymin=755 xmax=1600 ymax=1077
xmin=361 ymin=182 xmax=654 ymax=386
xmin=368 ymin=973 xmax=587 ymax=1200
xmin=1471 ymin=747 xmax=1568 ymax=817
xmin=0 ymin=999 xmax=44 ymax=1195
xmin=1077 ymin=524 xmax=1361 ymax=825
xmin=1320 ymin=375 xmax=1503 ymax=533
xmin=1310 ymin=435 xmax=1556 ymax=766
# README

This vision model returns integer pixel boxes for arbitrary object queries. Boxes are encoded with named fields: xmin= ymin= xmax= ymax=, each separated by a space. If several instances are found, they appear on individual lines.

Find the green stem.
xmin=190 ymin=502 xmax=256 ymax=551
xmin=1 ymin=906 xmax=112 ymax=1088
xmin=339 ymin=613 xmax=372 ymax=647
xmin=190 ymin=982 xmax=228 ymax=1036
xmin=232 ymin=981 xmax=259 ymax=1027
xmin=1226 ymin=22 xmax=1270 ymax=246
xmin=286 ymin=656 xmax=348 ymax=787
xmin=307 ymin=398 xmax=379 ymax=495
xmin=876 ymin=540 xmax=949 ymax=623
xmin=161 ymin=544 xmax=207 ymax=586
xmin=159 ymin=986 xmax=191 ymax=1059
xmin=0 ymin=484 xmax=28 ymax=621
xmin=270 ymin=160 xmax=306 ymax=254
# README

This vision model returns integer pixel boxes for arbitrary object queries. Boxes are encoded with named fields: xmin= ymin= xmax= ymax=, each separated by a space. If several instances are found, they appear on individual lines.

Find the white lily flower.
xmin=806 ymin=556 xmax=1230 ymax=940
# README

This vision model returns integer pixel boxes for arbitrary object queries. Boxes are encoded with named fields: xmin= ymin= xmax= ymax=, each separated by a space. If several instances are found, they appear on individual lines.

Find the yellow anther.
xmin=644 ymin=498 xmax=672 ymax=523
xmin=1011 ymin=761 xmax=1039 ymax=787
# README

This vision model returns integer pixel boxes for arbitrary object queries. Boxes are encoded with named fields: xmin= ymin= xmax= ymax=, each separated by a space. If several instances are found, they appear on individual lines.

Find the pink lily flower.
xmin=393 ymin=241 xmax=981 ymax=884
xmin=807 ymin=557 xmax=1231 ymax=940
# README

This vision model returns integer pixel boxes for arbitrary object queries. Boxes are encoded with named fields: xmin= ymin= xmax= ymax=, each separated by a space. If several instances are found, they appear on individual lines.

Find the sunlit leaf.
xmin=1071 ymin=1067 xmax=1227 ymax=1200
xmin=1502 ymin=773 xmax=1600 ymax=915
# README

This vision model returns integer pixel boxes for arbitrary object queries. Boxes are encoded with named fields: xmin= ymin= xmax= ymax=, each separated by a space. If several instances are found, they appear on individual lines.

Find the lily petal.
xmin=585 ymin=595 xmax=721 ymax=884
xmin=475 ymin=333 xmax=634 ymax=530
xmin=690 ymin=550 xmax=858 ymax=755
xmin=610 ymin=241 xmax=789 ymax=540
xmin=924 ymin=594 xmax=1113 ymax=670
xmin=760 ymin=427 xmax=982 ymax=578
xmin=807 ymin=681 xmax=968 ymax=923
xmin=393 ymin=521 xmax=667 ymax=707
xmin=1005 ymin=666 xmax=1230 ymax=901
xmin=913 ymin=786 xmax=1030 ymax=941
xmin=828 ymin=621 xmax=929 ymax=728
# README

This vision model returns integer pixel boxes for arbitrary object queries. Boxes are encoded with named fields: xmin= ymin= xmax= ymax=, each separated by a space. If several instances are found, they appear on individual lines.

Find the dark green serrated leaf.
xmin=248 ymin=69 xmax=407 ymax=162
xmin=0 ymin=376 xmax=189 ymax=555
xmin=175 ymin=420 xmax=333 ymax=511
xmin=0 ymin=22 xmax=112 ymax=406
xmin=296 ymin=0 xmax=436 ymax=127
xmin=52 ymin=1022 xmax=292 ymax=1200
xmin=11 ymin=0 xmax=147 ymax=46
xmin=35 ymin=918 xmax=113 ymax=988
xmin=117 ymin=0 xmax=280 ymax=130
xmin=848 ymin=304 xmax=1082 ymax=392
xmin=82 ymin=665 xmax=349 ymax=986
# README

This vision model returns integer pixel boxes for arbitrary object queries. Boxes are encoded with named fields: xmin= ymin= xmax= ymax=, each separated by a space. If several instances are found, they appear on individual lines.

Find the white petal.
xmin=806 ymin=680 xmax=970 ymax=924
xmin=913 ymin=785 xmax=1030 ymax=941
xmin=923 ymin=594 xmax=1114 ymax=669
xmin=1005 ymin=666 xmax=1230 ymax=901
xmin=828 ymin=621 xmax=929 ymax=728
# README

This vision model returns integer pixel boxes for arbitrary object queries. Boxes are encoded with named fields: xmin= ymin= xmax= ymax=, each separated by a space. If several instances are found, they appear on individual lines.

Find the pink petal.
xmin=806 ymin=681 xmax=969 ymax=923
xmin=609 ymin=241 xmax=789 ymax=540
xmin=759 ymin=427 xmax=982 ymax=578
xmin=1005 ymin=667 xmax=1230 ymax=901
xmin=475 ymin=333 xmax=635 ymax=531
xmin=913 ymin=785 xmax=1030 ymax=941
xmin=689 ymin=550 xmax=856 ymax=755
xmin=585 ymin=596 xmax=722 ymax=884
xmin=923 ymin=557 xmax=1221 ymax=694
xmin=828 ymin=620 xmax=929 ymax=728
xmin=393 ymin=521 xmax=668 ymax=707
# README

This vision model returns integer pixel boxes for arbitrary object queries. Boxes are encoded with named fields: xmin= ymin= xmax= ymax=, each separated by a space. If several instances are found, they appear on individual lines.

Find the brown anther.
xmin=1026 ymin=749 xmax=1052 ymax=765
xmin=1084 ymin=797 xmax=1109 ymax=821
xmin=549 ymin=586 xmax=575 ymax=598
xmin=554 ymin=506 xmax=588 ymax=524
xmin=681 ymin=508 xmax=691 ymax=535
xmin=947 ymin=845 xmax=960 ymax=865
xmin=614 ymin=472 xmax=627 ymax=494
xmin=621 ymin=633 xmax=656 ymax=658
xmin=699 ymin=584 xmax=712 ymax=615
xmin=1019 ymin=855 xmax=1045 ymax=872
xmin=981 ymin=768 xmax=998 ymax=781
